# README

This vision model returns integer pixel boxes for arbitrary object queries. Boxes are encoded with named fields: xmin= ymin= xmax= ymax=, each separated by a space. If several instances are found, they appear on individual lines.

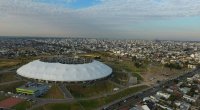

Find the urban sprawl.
xmin=0 ymin=37 xmax=200 ymax=110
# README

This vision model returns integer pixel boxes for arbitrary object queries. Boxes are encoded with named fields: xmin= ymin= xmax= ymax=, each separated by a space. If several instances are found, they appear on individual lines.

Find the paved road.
xmin=0 ymin=80 xmax=21 ymax=86
xmin=0 ymin=66 xmax=19 ymax=74
xmin=100 ymin=68 xmax=200 ymax=110
xmin=77 ymin=83 xmax=146 ymax=101
xmin=2 ymin=65 xmax=197 ymax=110
xmin=26 ymin=83 xmax=146 ymax=110
xmin=28 ymin=98 xmax=75 ymax=110
xmin=108 ymin=80 xmax=125 ymax=88
xmin=58 ymin=83 xmax=74 ymax=99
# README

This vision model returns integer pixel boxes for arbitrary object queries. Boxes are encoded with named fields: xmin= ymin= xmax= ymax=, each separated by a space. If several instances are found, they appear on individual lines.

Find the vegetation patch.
xmin=0 ymin=94 xmax=8 ymax=101
xmin=105 ymin=61 xmax=143 ymax=81
xmin=0 ymin=81 xmax=25 ymax=92
xmin=111 ymin=71 xmax=129 ymax=85
xmin=67 ymin=81 xmax=118 ymax=98
xmin=0 ymin=59 xmax=21 ymax=69
xmin=0 ymin=72 xmax=17 ymax=83
xmin=32 ymin=102 xmax=82 ymax=110
xmin=79 ymin=85 xmax=148 ymax=110
xmin=42 ymin=84 xmax=64 ymax=99
xmin=12 ymin=101 xmax=33 ymax=110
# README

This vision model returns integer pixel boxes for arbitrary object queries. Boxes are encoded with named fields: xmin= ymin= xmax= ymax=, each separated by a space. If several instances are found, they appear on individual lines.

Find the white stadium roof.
xmin=17 ymin=60 xmax=112 ymax=82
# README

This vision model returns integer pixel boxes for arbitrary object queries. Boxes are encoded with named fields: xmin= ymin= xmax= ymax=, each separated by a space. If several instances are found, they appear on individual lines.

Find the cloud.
xmin=0 ymin=0 xmax=200 ymax=39
xmin=78 ymin=0 xmax=200 ymax=20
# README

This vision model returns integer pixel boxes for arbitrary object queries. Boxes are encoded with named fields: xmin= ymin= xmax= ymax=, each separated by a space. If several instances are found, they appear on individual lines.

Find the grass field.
xmin=0 ymin=72 xmax=17 ymax=83
xmin=0 ymin=94 xmax=8 ymax=101
xmin=0 ymin=56 xmax=46 ymax=70
xmin=111 ymin=71 xmax=129 ymax=85
xmin=67 ymin=81 xmax=119 ymax=98
xmin=79 ymin=85 xmax=148 ymax=110
xmin=32 ymin=103 xmax=82 ymax=110
xmin=80 ymin=52 xmax=144 ymax=86
xmin=0 ymin=81 xmax=25 ymax=92
xmin=0 ymin=59 xmax=21 ymax=69
xmin=12 ymin=101 xmax=33 ymax=110
xmin=107 ymin=60 xmax=139 ymax=85
xmin=105 ymin=60 xmax=143 ymax=81
xmin=42 ymin=84 xmax=64 ymax=99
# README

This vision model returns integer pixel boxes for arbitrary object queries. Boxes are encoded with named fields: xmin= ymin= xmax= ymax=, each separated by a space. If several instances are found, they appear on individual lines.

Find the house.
xmin=180 ymin=87 xmax=191 ymax=94
xmin=180 ymin=102 xmax=191 ymax=110
xmin=183 ymin=95 xmax=199 ymax=103
xmin=141 ymin=105 xmax=150 ymax=110
xmin=188 ymin=64 xmax=196 ymax=69
xmin=156 ymin=91 xmax=171 ymax=99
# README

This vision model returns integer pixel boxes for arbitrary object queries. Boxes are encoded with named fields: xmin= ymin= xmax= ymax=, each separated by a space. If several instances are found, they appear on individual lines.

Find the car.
xmin=32 ymin=100 xmax=37 ymax=103
xmin=103 ymin=107 xmax=107 ymax=110
xmin=7 ymin=92 xmax=11 ymax=94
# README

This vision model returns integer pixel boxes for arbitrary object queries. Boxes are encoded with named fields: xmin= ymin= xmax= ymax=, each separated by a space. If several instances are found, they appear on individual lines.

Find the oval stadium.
xmin=16 ymin=57 xmax=112 ymax=82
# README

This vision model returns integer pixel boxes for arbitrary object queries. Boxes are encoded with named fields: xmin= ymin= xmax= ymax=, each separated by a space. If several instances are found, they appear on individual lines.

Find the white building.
xmin=183 ymin=95 xmax=199 ymax=103
xmin=188 ymin=64 xmax=196 ymax=69
xmin=141 ymin=105 xmax=150 ymax=110
xmin=17 ymin=60 xmax=112 ymax=82
xmin=156 ymin=91 xmax=171 ymax=99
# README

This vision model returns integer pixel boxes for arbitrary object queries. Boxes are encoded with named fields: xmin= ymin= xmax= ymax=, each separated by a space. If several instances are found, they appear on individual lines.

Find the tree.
xmin=135 ymin=62 xmax=142 ymax=68
xmin=132 ymin=56 xmax=137 ymax=62
xmin=164 ymin=63 xmax=182 ymax=70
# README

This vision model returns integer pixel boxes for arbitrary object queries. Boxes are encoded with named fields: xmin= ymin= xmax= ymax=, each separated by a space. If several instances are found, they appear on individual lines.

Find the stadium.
xmin=16 ymin=57 xmax=112 ymax=82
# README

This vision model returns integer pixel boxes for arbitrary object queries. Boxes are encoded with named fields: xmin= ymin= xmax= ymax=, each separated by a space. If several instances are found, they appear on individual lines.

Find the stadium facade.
xmin=17 ymin=59 xmax=112 ymax=82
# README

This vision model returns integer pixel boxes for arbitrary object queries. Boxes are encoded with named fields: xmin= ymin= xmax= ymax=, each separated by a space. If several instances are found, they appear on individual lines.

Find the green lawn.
xmin=0 ymin=57 xmax=46 ymax=70
xmin=79 ymin=85 xmax=148 ymax=110
xmin=80 ymin=52 xmax=144 ymax=81
xmin=0 ymin=81 xmax=26 ymax=92
xmin=12 ymin=101 xmax=33 ymax=110
xmin=111 ymin=71 xmax=129 ymax=85
xmin=0 ymin=94 xmax=8 ymax=101
xmin=42 ymin=84 xmax=64 ymax=99
xmin=67 ymin=81 xmax=118 ymax=98
xmin=105 ymin=61 xmax=143 ymax=81
xmin=0 ymin=72 xmax=17 ymax=83
xmin=0 ymin=59 xmax=21 ymax=69
xmin=32 ymin=103 xmax=82 ymax=110
xmin=145 ymin=63 xmax=189 ymax=77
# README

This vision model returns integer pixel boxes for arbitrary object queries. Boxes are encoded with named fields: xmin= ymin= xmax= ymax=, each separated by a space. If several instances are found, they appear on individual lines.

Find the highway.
xmin=101 ymin=68 xmax=200 ymax=110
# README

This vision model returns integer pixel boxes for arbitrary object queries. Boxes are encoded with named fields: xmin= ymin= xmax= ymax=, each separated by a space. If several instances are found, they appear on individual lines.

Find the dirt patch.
xmin=141 ymin=64 xmax=186 ymax=86
xmin=0 ymin=97 xmax=23 ymax=108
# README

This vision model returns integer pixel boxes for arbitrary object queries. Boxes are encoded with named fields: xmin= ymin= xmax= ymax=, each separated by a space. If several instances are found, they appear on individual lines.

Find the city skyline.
xmin=0 ymin=0 xmax=200 ymax=40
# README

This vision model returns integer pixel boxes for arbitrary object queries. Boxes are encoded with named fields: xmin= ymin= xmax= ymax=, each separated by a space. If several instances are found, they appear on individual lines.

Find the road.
xmin=0 ymin=80 xmax=21 ymax=86
xmin=25 ymin=83 xmax=147 ymax=110
xmin=100 ymin=68 xmax=200 ymax=110
xmin=0 ymin=66 xmax=19 ymax=74
xmin=28 ymin=98 xmax=75 ymax=110
xmin=1 ymin=65 xmax=198 ymax=110
xmin=58 ymin=83 xmax=74 ymax=99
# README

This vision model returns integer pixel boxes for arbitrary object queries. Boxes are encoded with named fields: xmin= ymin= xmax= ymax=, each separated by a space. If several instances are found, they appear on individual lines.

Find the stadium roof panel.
xmin=17 ymin=60 xmax=112 ymax=82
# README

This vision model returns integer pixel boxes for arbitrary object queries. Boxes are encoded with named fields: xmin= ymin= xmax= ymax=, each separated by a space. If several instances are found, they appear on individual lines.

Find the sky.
xmin=0 ymin=0 xmax=200 ymax=40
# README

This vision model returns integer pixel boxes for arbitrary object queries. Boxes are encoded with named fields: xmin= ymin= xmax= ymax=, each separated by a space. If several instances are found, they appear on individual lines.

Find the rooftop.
xmin=17 ymin=82 xmax=48 ymax=92
xmin=17 ymin=60 xmax=112 ymax=82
